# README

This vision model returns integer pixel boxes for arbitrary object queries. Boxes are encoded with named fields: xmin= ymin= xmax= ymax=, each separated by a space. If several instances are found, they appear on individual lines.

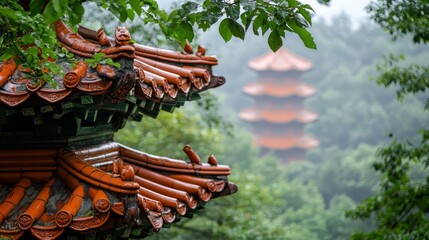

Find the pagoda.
xmin=240 ymin=48 xmax=319 ymax=163
xmin=0 ymin=19 xmax=236 ymax=239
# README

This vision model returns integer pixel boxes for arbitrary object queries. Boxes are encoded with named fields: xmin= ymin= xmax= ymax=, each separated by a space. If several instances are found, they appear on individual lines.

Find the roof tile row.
xmin=0 ymin=21 xmax=224 ymax=110
xmin=0 ymin=142 xmax=236 ymax=239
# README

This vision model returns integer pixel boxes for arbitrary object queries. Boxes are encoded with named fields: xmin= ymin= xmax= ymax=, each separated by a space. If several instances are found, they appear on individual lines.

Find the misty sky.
xmin=157 ymin=0 xmax=372 ymax=27
xmin=302 ymin=0 xmax=372 ymax=27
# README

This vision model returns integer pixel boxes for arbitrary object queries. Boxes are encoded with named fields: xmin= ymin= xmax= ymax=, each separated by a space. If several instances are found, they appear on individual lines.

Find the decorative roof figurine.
xmin=240 ymin=48 xmax=319 ymax=163
xmin=0 ymin=19 xmax=236 ymax=239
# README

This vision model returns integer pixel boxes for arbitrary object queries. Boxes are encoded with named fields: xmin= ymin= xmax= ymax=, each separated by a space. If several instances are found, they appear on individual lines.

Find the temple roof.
xmin=0 ymin=21 xmax=236 ymax=239
xmin=0 ymin=142 xmax=236 ymax=239
xmin=242 ymin=81 xmax=316 ymax=97
xmin=239 ymin=108 xmax=318 ymax=123
xmin=0 ymin=21 xmax=224 ymax=110
xmin=253 ymin=134 xmax=319 ymax=150
xmin=248 ymin=48 xmax=313 ymax=72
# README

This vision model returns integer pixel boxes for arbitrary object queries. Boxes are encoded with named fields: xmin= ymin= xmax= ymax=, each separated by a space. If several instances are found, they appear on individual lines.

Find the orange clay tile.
xmin=57 ymin=166 xmax=110 ymax=213
xmin=0 ymin=90 xmax=30 ymax=107
xmin=0 ymin=148 xmax=57 ymax=160
xmin=36 ymin=88 xmax=73 ymax=103
xmin=55 ymin=185 xmax=85 ymax=227
xmin=63 ymin=61 xmax=88 ymax=88
xmin=60 ymin=154 xmax=140 ymax=192
xmin=69 ymin=212 xmax=110 ymax=232
xmin=136 ymin=56 xmax=206 ymax=90
xmin=0 ymin=178 xmax=31 ymax=223
xmin=183 ymin=65 xmax=211 ymax=83
xmin=30 ymin=225 xmax=64 ymax=240
xmin=136 ymin=56 xmax=194 ymax=82
xmin=76 ymin=78 xmax=113 ymax=93
xmin=18 ymin=178 xmax=55 ymax=230
xmin=119 ymin=143 xmax=231 ymax=175
xmin=133 ymin=44 xmax=218 ymax=65
xmin=130 ymin=163 xmax=212 ymax=202
xmin=138 ymin=194 xmax=163 ymax=213
xmin=0 ymin=171 xmax=54 ymax=185
xmin=134 ymin=175 xmax=198 ymax=209
xmin=0 ymin=229 xmax=24 ymax=240
xmin=57 ymin=159 xmax=138 ymax=195
xmin=0 ymin=58 xmax=17 ymax=87
xmin=138 ymin=186 xmax=187 ymax=216
xmin=55 ymin=21 xmax=101 ymax=57
xmin=135 ymin=59 xmax=191 ymax=94
xmin=183 ymin=145 xmax=202 ymax=164
xmin=89 ymin=187 xmax=111 ymax=213
xmin=166 ymin=174 xmax=226 ymax=193
xmin=111 ymin=202 xmax=124 ymax=216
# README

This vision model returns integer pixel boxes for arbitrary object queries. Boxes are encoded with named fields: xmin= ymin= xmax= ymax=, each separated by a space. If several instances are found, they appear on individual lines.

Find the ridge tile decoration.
xmin=240 ymin=48 xmax=319 ymax=163
xmin=0 ymin=21 xmax=236 ymax=239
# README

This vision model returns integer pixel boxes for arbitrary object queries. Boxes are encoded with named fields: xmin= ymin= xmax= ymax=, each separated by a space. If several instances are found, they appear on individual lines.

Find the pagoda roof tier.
xmin=239 ymin=108 xmax=318 ymax=123
xmin=248 ymin=48 xmax=313 ymax=72
xmin=0 ymin=142 xmax=236 ymax=240
xmin=253 ymin=134 xmax=319 ymax=150
xmin=242 ymin=81 xmax=316 ymax=97
xmin=0 ymin=20 xmax=224 ymax=110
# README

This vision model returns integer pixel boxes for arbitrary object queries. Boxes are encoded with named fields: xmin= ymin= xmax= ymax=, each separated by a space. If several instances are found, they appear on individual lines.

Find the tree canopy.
xmin=344 ymin=1 xmax=429 ymax=239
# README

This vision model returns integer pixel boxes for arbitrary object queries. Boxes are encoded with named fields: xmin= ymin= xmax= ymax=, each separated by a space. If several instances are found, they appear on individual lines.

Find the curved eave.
xmin=0 ymin=21 xmax=225 ymax=113
xmin=242 ymin=81 xmax=316 ymax=97
xmin=0 ymin=142 xmax=236 ymax=239
xmin=253 ymin=135 xmax=319 ymax=150
xmin=239 ymin=108 xmax=318 ymax=123
xmin=248 ymin=48 xmax=313 ymax=72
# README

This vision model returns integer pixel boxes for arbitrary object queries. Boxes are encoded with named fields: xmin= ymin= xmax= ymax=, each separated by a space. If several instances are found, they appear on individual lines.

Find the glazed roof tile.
xmin=248 ymin=48 xmax=313 ymax=72
xmin=239 ymin=108 xmax=318 ymax=123
xmin=253 ymin=134 xmax=319 ymax=150
xmin=242 ymin=81 xmax=316 ymax=97
xmin=0 ymin=20 xmax=236 ymax=239
xmin=0 ymin=21 xmax=225 ymax=111
xmin=0 ymin=142 xmax=236 ymax=239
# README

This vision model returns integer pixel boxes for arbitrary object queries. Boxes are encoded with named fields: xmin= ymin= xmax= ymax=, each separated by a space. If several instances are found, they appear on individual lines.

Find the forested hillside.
xmin=115 ymin=12 xmax=429 ymax=240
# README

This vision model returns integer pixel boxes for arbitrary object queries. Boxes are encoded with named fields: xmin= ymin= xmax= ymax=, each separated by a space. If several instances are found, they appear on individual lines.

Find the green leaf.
xmin=298 ymin=7 xmax=312 ymax=25
xmin=42 ymin=1 xmax=59 ymax=23
xmin=228 ymin=19 xmax=245 ymax=40
xmin=22 ymin=34 xmax=35 ymax=46
xmin=127 ymin=8 xmax=135 ymax=21
xmin=268 ymin=30 xmax=282 ymax=52
xmin=289 ymin=23 xmax=317 ymax=49
xmin=181 ymin=22 xmax=194 ymax=42
xmin=109 ymin=2 xmax=128 ymax=22
xmin=219 ymin=18 xmax=232 ymax=42
xmin=0 ymin=7 xmax=18 ymax=22
xmin=69 ymin=2 xmax=85 ymax=25
xmin=52 ymin=0 xmax=67 ymax=15
xmin=240 ymin=11 xmax=253 ymax=31
xmin=0 ymin=48 xmax=17 ymax=62
xmin=29 ymin=0 xmax=45 ymax=15
xmin=129 ymin=0 xmax=142 ymax=16
xmin=252 ymin=14 xmax=264 ymax=35
xmin=225 ymin=3 xmax=240 ymax=20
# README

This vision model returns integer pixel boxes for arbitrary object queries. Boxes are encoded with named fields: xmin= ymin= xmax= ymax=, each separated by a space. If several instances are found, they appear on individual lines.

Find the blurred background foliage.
xmin=79 ymin=1 xmax=429 ymax=239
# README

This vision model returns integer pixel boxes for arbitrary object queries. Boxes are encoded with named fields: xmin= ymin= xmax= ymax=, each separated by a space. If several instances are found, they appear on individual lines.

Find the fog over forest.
xmin=110 ymin=2 xmax=429 ymax=239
